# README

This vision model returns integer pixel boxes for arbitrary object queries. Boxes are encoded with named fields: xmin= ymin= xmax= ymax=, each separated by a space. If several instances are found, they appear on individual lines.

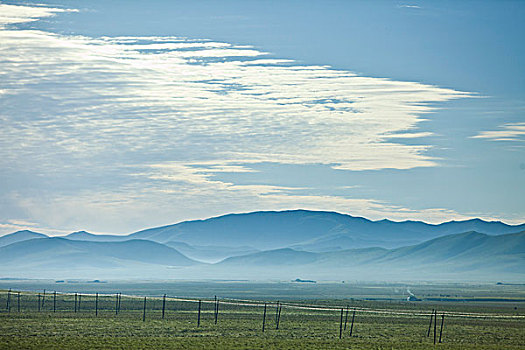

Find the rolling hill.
xmin=0 ymin=230 xmax=523 ymax=281
xmin=128 ymin=210 xmax=525 ymax=250
xmin=5 ymin=211 xmax=516 ymax=252
xmin=65 ymin=231 xmax=129 ymax=242
xmin=1 ymin=211 xmax=523 ymax=281
xmin=218 ymin=230 xmax=525 ymax=279
xmin=0 ymin=230 xmax=47 ymax=247
xmin=0 ymin=237 xmax=199 ymax=268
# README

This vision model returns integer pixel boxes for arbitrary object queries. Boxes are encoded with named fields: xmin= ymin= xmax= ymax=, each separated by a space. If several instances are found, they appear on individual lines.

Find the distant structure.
xmin=292 ymin=278 xmax=317 ymax=283
xmin=406 ymin=288 xmax=421 ymax=301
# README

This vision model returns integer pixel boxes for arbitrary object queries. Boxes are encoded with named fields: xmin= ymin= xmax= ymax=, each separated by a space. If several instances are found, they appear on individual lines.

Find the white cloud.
xmin=0 ymin=4 xmax=483 ymax=234
xmin=0 ymin=4 xmax=77 ymax=28
xmin=471 ymin=123 xmax=525 ymax=142
xmin=0 ymin=4 xmax=471 ymax=175
xmin=398 ymin=5 xmax=422 ymax=9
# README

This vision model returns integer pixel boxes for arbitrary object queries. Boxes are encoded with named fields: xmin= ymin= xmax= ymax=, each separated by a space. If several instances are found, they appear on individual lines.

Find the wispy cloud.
xmin=398 ymin=4 xmax=422 ymax=9
xmin=471 ymin=122 xmax=525 ymax=142
xmin=0 ymin=3 xmax=470 ymax=175
xmin=0 ymin=4 xmax=478 ymax=234
xmin=0 ymin=4 xmax=77 ymax=28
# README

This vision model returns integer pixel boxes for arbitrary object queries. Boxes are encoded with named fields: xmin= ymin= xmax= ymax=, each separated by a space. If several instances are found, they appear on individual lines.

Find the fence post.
xmin=143 ymin=297 xmax=147 ymax=322
xmin=74 ymin=293 xmax=78 ymax=313
xmin=427 ymin=309 xmax=434 ymax=337
xmin=38 ymin=293 xmax=41 ymax=312
xmin=276 ymin=303 xmax=282 ymax=330
xmin=197 ymin=300 xmax=201 ymax=327
xmin=439 ymin=314 xmax=445 ymax=343
xmin=115 ymin=293 xmax=119 ymax=315
xmin=7 ymin=289 xmax=11 ymax=312
xmin=162 ymin=294 xmax=166 ymax=319
xmin=275 ymin=301 xmax=280 ymax=325
xmin=214 ymin=296 xmax=217 ymax=321
xmin=339 ymin=308 xmax=344 ymax=339
xmin=344 ymin=305 xmax=349 ymax=330
xmin=262 ymin=302 xmax=267 ymax=332
xmin=95 ymin=293 xmax=98 ymax=317
xmin=17 ymin=292 xmax=20 ymax=313
xmin=349 ymin=309 xmax=356 ymax=336
xmin=53 ymin=291 xmax=56 ymax=313
xmin=215 ymin=298 xmax=220 ymax=324
xmin=433 ymin=310 xmax=437 ymax=345
xmin=118 ymin=293 xmax=121 ymax=313
xmin=42 ymin=289 xmax=46 ymax=308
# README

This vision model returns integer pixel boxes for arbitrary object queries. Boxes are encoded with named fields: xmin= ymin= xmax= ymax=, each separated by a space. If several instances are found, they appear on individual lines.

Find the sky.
xmin=0 ymin=0 xmax=523 ymax=235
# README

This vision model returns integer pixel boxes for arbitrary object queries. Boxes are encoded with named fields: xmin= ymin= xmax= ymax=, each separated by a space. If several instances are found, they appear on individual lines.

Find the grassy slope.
xmin=0 ymin=305 xmax=523 ymax=349
xmin=1 ymin=283 xmax=524 ymax=349
xmin=0 ymin=230 xmax=47 ymax=247
xmin=0 ymin=238 xmax=198 ymax=267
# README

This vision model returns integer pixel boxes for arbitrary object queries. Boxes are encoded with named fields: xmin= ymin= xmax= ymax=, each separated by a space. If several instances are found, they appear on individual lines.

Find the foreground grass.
xmin=1 ymin=287 xmax=524 ymax=349
xmin=1 ymin=307 xmax=524 ymax=349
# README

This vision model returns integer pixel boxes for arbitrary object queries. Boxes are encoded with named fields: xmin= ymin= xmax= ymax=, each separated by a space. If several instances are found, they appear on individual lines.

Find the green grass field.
xmin=1 ymin=282 xmax=524 ymax=349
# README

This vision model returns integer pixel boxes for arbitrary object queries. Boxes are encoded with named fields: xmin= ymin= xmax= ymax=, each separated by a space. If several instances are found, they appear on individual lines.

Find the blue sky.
xmin=0 ymin=0 xmax=523 ymax=235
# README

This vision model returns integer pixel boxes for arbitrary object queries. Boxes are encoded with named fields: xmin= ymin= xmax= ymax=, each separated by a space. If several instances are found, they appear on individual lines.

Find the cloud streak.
xmin=0 ymin=4 xmax=478 ymax=234
xmin=0 ymin=4 xmax=470 ymax=174
xmin=471 ymin=123 xmax=525 ymax=142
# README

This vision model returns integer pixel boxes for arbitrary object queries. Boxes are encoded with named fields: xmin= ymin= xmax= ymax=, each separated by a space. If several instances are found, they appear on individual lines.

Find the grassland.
xmin=0 ymin=281 xmax=524 ymax=349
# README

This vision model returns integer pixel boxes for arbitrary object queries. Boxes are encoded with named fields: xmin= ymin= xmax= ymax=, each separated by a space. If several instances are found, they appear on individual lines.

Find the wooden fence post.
xmin=216 ymin=298 xmax=220 ymax=324
xmin=6 ymin=289 xmax=11 ymax=312
xmin=276 ymin=304 xmax=282 ymax=330
xmin=162 ymin=294 xmax=166 ymax=319
xmin=115 ymin=293 xmax=119 ymax=315
xmin=74 ymin=293 xmax=77 ymax=313
xmin=214 ymin=296 xmax=219 ymax=324
xmin=53 ymin=291 xmax=56 ymax=313
xmin=339 ymin=308 xmax=344 ymax=339
xmin=118 ymin=293 xmax=121 ymax=313
xmin=275 ymin=301 xmax=280 ymax=326
xmin=38 ymin=293 xmax=41 ymax=312
xmin=42 ymin=289 xmax=45 ymax=308
xmin=95 ymin=293 xmax=98 ymax=316
xmin=439 ymin=314 xmax=445 ymax=343
xmin=197 ymin=300 xmax=201 ymax=327
xmin=262 ymin=302 xmax=267 ymax=332
xmin=349 ymin=309 xmax=356 ymax=336
xmin=17 ymin=292 xmax=20 ymax=313
xmin=427 ymin=309 xmax=434 ymax=337
xmin=433 ymin=310 xmax=437 ymax=345
xmin=143 ymin=297 xmax=147 ymax=322
xmin=344 ymin=305 xmax=349 ymax=330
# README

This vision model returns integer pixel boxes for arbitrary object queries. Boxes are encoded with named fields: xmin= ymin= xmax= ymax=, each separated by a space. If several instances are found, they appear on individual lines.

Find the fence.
xmin=2 ymin=288 xmax=524 ymax=344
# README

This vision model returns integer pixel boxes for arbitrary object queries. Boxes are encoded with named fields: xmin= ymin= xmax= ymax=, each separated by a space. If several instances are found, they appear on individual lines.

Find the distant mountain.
xmin=64 ymin=231 xmax=128 ymax=242
xmin=0 ymin=230 xmax=47 ymax=247
xmin=0 ymin=237 xmax=199 ymax=268
xmin=220 ymin=248 xmax=318 ymax=266
xmin=129 ymin=210 xmax=525 ymax=250
xmin=219 ymin=230 xmax=525 ymax=278
xmin=1 ymin=210 xmax=523 ymax=281
xmin=290 ymin=233 xmax=390 ymax=253
xmin=0 ymin=229 xmax=523 ymax=281
xmin=164 ymin=241 xmax=259 ymax=263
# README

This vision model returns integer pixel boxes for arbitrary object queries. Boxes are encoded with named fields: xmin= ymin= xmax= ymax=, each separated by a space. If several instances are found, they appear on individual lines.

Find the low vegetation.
xmin=1 ymin=285 xmax=524 ymax=349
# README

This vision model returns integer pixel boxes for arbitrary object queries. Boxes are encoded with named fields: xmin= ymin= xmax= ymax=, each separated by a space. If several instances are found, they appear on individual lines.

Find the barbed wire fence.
xmin=1 ymin=289 xmax=524 ymax=344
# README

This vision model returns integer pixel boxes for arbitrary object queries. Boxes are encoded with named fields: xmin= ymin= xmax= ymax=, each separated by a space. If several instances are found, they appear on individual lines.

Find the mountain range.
xmin=0 ymin=210 xmax=524 ymax=281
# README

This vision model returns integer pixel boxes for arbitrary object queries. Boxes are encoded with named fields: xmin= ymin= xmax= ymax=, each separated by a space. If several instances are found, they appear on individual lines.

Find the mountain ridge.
xmin=3 ymin=210 xmax=524 ymax=254
xmin=0 ymin=237 xmax=199 ymax=267
xmin=127 ymin=210 xmax=525 ymax=250
xmin=0 ymin=229 xmax=523 ymax=281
